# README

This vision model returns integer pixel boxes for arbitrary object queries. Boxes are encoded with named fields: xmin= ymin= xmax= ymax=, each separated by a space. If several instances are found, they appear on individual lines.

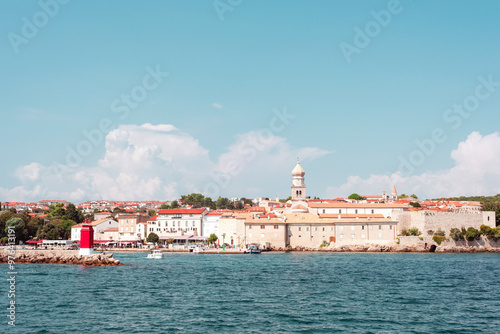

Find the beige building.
xmin=219 ymin=213 xmax=251 ymax=248
xmin=244 ymin=213 xmax=397 ymax=248
xmin=117 ymin=213 xmax=149 ymax=241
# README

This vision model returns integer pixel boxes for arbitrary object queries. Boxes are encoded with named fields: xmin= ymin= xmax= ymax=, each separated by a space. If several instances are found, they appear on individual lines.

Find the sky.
xmin=1 ymin=0 xmax=500 ymax=202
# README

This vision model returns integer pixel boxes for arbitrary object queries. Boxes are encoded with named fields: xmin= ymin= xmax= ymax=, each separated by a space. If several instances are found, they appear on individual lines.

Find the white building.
xmin=148 ymin=209 xmax=207 ymax=241
xmin=202 ymin=211 xmax=222 ymax=237
xmin=71 ymin=218 xmax=118 ymax=241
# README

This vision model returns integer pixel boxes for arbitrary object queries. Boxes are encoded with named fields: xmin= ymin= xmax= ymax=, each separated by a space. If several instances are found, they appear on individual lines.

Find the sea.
xmin=2 ymin=252 xmax=500 ymax=333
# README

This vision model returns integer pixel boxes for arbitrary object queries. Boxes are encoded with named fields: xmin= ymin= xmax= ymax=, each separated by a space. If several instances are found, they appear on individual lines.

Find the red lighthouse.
xmin=79 ymin=217 xmax=94 ymax=256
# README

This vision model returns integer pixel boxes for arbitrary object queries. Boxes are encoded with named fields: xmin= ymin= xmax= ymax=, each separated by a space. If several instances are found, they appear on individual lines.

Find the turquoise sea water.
xmin=2 ymin=252 xmax=500 ymax=333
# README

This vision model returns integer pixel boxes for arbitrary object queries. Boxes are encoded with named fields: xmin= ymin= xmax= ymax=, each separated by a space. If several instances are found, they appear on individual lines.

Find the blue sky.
xmin=1 ymin=0 xmax=500 ymax=202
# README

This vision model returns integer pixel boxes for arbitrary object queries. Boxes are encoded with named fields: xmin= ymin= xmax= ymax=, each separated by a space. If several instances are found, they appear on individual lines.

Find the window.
xmin=339 ymin=209 xmax=342 ymax=214
xmin=379 ymin=225 xmax=382 ymax=230
xmin=488 ymin=216 xmax=490 ymax=221
xmin=331 ymin=227 xmax=334 ymax=232
xmin=315 ymin=227 xmax=318 ymax=232
xmin=260 ymin=225 xmax=265 ymax=229
xmin=362 ymin=225 xmax=365 ymax=230
xmin=371 ymin=209 xmax=374 ymax=214
xmin=306 ymin=227 xmax=309 ymax=231
xmin=339 ymin=233 xmax=344 ymax=239
xmin=322 ymin=209 xmax=325 ymax=214
xmin=351 ymin=233 xmax=355 ymax=239
xmin=173 ymin=221 xmax=176 ymax=226
xmin=322 ymin=227 xmax=325 ymax=232
xmin=274 ymin=225 xmax=279 ymax=229
xmin=298 ymin=227 xmax=302 ymax=231
xmin=355 ymin=209 xmax=358 ymax=214
xmin=185 ymin=221 xmax=188 ymax=227
xmin=192 ymin=221 xmax=195 ymax=226
xmin=298 ymin=235 xmax=301 ymax=238
xmin=389 ymin=225 xmax=392 ymax=230
xmin=249 ymin=225 xmax=252 ymax=229
xmin=190 ymin=214 xmax=194 ymax=217
xmin=361 ymin=233 xmax=365 ymax=238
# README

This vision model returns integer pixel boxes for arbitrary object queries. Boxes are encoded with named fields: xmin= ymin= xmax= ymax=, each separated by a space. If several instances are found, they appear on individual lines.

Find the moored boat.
xmin=147 ymin=249 xmax=163 ymax=259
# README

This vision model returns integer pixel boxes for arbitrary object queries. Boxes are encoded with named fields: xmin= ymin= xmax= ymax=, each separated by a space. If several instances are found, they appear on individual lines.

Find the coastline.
xmin=0 ymin=249 xmax=123 ymax=266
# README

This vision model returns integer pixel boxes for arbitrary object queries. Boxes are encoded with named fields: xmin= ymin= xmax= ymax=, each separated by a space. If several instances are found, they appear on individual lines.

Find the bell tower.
xmin=291 ymin=159 xmax=306 ymax=201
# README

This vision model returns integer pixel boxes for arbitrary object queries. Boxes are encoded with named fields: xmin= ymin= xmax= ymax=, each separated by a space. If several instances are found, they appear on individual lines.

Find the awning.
xmin=26 ymin=239 xmax=38 ymax=244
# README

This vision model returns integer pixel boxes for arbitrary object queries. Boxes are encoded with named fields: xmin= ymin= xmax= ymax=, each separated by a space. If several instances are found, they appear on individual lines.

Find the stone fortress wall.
xmin=394 ymin=211 xmax=496 ymax=234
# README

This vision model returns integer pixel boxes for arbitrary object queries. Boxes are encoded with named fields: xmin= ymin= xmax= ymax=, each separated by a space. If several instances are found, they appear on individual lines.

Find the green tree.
xmin=216 ymin=197 xmax=232 ymax=210
xmin=348 ymin=193 xmax=365 ymax=200
xmin=398 ymin=194 xmax=408 ymax=199
xmin=240 ymin=197 xmax=254 ymax=206
xmin=409 ymin=227 xmax=421 ymax=236
xmin=147 ymin=232 xmax=159 ymax=243
xmin=27 ymin=217 xmax=44 ymax=239
xmin=63 ymin=203 xmax=84 ymax=224
xmin=60 ymin=220 xmax=76 ymax=239
xmin=409 ymin=202 xmax=421 ymax=207
xmin=465 ymin=227 xmax=480 ymax=241
xmin=410 ymin=194 xmax=418 ymax=199
xmin=160 ymin=203 xmax=170 ymax=209
xmin=207 ymin=233 xmax=218 ymax=245
xmin=170 ymin=200 xmax=180 ymax=209
xmin=148 ymin=210 xmax=157 ymax=217
xmin=5 ymin=217 xmax=28 ymax=243
xmin=279 ymin=196 xmax=292 ymax=203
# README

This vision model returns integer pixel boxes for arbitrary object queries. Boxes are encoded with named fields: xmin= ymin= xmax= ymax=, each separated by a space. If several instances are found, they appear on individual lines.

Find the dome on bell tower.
xmin=291 ymin=161 xmax=305 ymax=177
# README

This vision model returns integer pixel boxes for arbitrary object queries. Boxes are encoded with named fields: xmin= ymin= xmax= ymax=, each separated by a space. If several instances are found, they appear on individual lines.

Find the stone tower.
xmin=392 ymin=186 xmax=398 ymax=200
xmin=291 ymin=160 xmax=306 ymax=201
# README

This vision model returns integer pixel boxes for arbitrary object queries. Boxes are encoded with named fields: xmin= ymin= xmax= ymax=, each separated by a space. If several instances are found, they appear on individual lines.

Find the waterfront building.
xmin=71 ymin=218 xmax=118 ymax=241
xmin=117 ymin=213 xmax=149 ymax=241
xmin=148 ymin=208 xmax=207 ymax=244
xmin=202 ymin=211 xmax=222 ymax=237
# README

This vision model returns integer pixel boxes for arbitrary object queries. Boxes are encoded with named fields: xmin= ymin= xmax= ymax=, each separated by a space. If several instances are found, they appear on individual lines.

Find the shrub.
xmin=409 ymin=227 xmax=421 ymax=236
xmin=399 ymin=228 xmax=410 ymax=236
xmin=427 ymin=230 xmax=434 ymax=236
xmin=465 ymin=227 xmax=480 ymax=241
xmin=434 ymin=229 xmax=445 ymax=237
xmin=449 ymin=228 xmax=464 ymax=241
xmin=418 ymin=237 xmax=423 ymax=240
xmin=320 ymin=241 xmax=330 ymax=248
xmin=433 ymin=235 xmax=446 ymax=245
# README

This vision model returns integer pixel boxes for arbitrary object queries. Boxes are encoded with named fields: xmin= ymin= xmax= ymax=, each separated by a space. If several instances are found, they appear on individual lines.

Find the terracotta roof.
xmin=319 ymin=214 xmax=385 ymax=219
xmin=158 ymin=209 xmax=206 ymax=214
xmin=309 ymin=203 xmax=407 ymax=209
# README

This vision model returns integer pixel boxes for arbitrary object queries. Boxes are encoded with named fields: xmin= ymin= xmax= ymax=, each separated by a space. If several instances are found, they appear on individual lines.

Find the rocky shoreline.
xmin=0 ymin=249 xmax=123 ymax=266
xmin=272 ymin=244 xmax=500 ymax=253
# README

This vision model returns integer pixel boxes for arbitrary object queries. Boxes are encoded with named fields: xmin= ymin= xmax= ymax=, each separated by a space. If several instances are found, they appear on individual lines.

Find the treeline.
xmin=1 ymin=203 xmax=84 ymax=243
xmin=161 ymin=193 xmax=253 ymax=211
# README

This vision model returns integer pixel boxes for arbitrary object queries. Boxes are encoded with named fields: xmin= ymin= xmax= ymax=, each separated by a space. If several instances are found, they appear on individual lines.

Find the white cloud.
xmin=326 ymin=132 xmax=500 ymax=199
xmin=0 ymin=123 xmax=329 ymax=202
xmin=211 ymin=103 xmax=223 ymax=109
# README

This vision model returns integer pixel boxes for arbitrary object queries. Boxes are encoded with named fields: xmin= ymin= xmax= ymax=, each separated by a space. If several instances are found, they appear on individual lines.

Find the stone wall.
xmin=394 ymin=211 xmax=496 ymax=235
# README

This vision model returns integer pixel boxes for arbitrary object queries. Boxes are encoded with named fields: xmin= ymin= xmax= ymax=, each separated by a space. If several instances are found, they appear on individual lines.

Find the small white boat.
xmin=147 ymin=249 xmax=163 ymax=259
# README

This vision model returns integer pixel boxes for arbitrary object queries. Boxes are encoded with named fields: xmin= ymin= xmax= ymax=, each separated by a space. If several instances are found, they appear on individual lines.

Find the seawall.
xmin=0 ymin=249 xmax=123 ymax=266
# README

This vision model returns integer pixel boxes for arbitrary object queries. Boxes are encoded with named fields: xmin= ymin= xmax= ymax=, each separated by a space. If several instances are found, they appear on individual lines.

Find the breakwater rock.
xmin=0 ymin=249 xmax=123 ymax=266
xmin=271 ymin=243 xmax=500 ymax=253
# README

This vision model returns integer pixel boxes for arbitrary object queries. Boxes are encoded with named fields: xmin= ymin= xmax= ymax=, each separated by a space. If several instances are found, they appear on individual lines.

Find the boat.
xmin=147 ymin=249 xmax=163 ymax=259
xmin=245 ymin=244 xmax=262 ymax=254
